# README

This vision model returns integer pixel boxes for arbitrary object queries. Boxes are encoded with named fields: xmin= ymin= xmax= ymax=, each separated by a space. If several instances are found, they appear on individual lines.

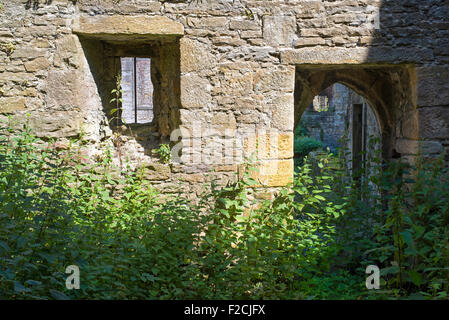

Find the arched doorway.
xmin=295 ymin=83 xmax=381 ymax=184
xmin=294 ymin=65 xmax=417 ymax=164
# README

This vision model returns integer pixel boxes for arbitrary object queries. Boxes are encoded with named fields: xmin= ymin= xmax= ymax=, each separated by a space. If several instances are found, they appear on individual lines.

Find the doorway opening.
xmin=293 ymin=64 xmax=416 ymax=182
xmin=295 ymin=83 xmax=381 ymax=188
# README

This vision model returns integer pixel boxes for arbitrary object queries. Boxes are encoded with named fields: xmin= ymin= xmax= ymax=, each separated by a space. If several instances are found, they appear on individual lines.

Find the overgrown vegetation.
xmin=153 ymin=143 xmax=171 ymax=164
xmin=0 ymin=120 xmax=448 ymax=299
xmin=294 ymin=123 xmax=323 ymax=166
xmin=294 ymin=137 xmax=323 ymax=159
xmin=0 ymin=42 xmax=16 ymax=56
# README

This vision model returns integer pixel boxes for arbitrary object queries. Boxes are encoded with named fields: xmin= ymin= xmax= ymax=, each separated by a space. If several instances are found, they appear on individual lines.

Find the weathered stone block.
xmin=54 ymin=35 xmax=83 ymax=68
xmin=56 ymin=35 xmax=79 ymax=54
xmin=418 ymin=107 xmax=449 ymax=139
xmin=211 ymin=112 xmax=236 ymax=129
xmin=253 ymin=67 xmax=295 ymax=93
xmin=217 ymin=66 xmax=253 ymax=96
xmin=212 ymin=36 xmax=246 ymax=46
xmin=244 ymin=159 xmax=293 ymax=187
xmin=24 ymin=57 xmax=50 ymax=72
xmin=10 ymin=47 xmax=46 ymax=60
xmin=73 ymin=15 xmax=184 ymax=39
xmin=180 ymin=38 xmax=215 ymax=73
xmin=299 ymin=0 xmax=323 ymax=17
xmin=187 ymin=17 xmax=228 ymax=30
xmin=332 ymin=13 xmax=358 ymax=24
xmin=417 ymin=66 xmax=449 ymax=106
xmin=271 ymin=94 xmax=294 ymax=131
xmin=29 ymin=111 xmax=82 ymax=138
xmin=401 ymin=109 xmax=419 ymax=139
xmin=180 ymin=73 xmax=211 ymax=109
xmin=179 ymin=109 xmax=207 ymax=125
xmin=243 ymin=132 xmax=293 ymax=160
xmin=27 ymin=25 xmax=57 ymax=37
xmin=30 ymin=39 xmax=51 ymax=48
xmin=281 ymin=47 xmax=366 ymax=64
xmin=281 ymin=47 xmax=433 ymax=64
xmin=0 ymin=97 xmax=26 ymax=114
xmin=229 ymin=19 xmax=260 ymax=31
xmin=278 ymin=132 xmax=294 ymax=159
xmin=0 ymin=72 xmax=35 ymax=84
xmin=240 ymin=30 xmax=262 ymax=39
xmin=237 ymin=113 xmax=259 ymax=124
xmin=294 ymin=37 xmax=326 ymax=47
xmin=179 ymin=173 xmax=205 ymax=183
xmin=263 ymin=15 xmax=297 ymax=47
xmin=214 ymin=164 xmax=237 ymax=172
xmin=44 ymin=70 xmax=79 ymax=108
xmin=142 ymin=162 xmax=171 ymax=181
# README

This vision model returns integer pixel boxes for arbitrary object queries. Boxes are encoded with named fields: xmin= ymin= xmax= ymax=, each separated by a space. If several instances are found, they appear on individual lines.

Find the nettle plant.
xmin=154 ymin=143 xmax=171 ymax=164
xmin=0 ymin=121 xmax=349 ymax=299
xmin=109 ymin=74 xmax=123 ymax=128
xmin=0 ymin=117 xmax=447 ymax=300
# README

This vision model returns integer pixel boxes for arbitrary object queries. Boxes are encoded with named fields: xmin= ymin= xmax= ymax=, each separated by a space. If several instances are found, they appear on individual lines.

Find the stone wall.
xmin=301 ymin=83 xmax=351 ymax=153
xmin=0 ymin=0 xmax=448 ymax=198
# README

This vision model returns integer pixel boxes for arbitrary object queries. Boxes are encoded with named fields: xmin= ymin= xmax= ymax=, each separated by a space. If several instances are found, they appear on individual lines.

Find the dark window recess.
xmin=120 ymin=57 xmax=154 ymax=124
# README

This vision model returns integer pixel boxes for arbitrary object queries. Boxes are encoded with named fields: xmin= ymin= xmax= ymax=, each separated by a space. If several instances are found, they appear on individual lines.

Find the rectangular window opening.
xmin=119 ymin=57 xmax=154 ymax=124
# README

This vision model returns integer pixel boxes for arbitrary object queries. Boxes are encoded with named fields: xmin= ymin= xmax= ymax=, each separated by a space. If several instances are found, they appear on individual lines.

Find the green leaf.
xmin=25 ymin=280 xmax=42 ymax=286
xmin=408 ymin=270 xmax=422 ymax=287
xmin=14 ymin=281 xmax=31 ymax=293
xmin=400 ymin=230 xmax=414 ymax=248
xmin=380 ymin=266 xmax=400 ymax=276
xmin=0 ymin=241 xmax=10 ymax=252
xmin=407 ymin=292 xmax=426 ymax=300
xmin=50 ymin=289 xmax=70 ymax=300
xmin=38 ymin=253 xmax=57 ymax=264
xmin=235 ymin=215 xmax=248 ymax=223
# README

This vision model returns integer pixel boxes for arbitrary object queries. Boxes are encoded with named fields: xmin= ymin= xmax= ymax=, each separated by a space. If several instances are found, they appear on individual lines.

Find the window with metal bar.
xmin=120 ymin=57 xmax=154 ymax=124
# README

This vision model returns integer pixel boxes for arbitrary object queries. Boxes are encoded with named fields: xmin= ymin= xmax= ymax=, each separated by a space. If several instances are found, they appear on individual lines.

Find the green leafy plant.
xmin=0 ymin=122 xmax=346 ymax=299
xmin=0 ymin=42 xmax=15 ymax=56
xmin=294 ymin=136 xmax=323 ymax=160
xmin=366 ymin=156 xmax=449 ymax=299
xmin=294 ymin=123 xmax=309 ymax=137
xmin=243 ymin=7 xmax=254 ymax=19
xmin=153 ymin=143 xmax=171 ymax=164
xmin=0 ymin=119 xmax=447 ymax=300
xmin=109 ymin=74 xmax=123 ymax=126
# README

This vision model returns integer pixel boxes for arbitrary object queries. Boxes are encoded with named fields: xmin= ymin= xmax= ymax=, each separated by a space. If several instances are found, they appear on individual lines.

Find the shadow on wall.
xmin=294 ymin=0 xmax=449 ymax=163
xmin=365 ymin=0 xmax=449 ymax=160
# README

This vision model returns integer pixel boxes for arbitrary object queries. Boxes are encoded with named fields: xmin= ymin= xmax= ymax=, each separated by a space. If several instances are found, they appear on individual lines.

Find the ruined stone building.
xmin=0 ymin=0 xmax=448 ymax=197
xmin=300 ymin=83 xmax=380 ymax=154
